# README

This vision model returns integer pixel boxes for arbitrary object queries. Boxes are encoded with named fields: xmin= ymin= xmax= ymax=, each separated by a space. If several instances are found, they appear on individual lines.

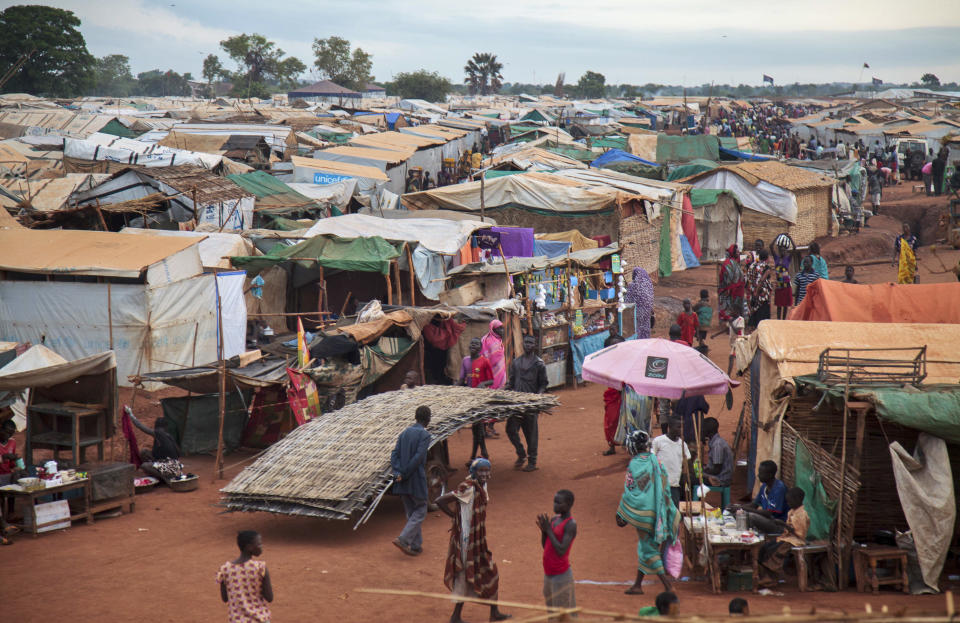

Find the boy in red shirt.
xmin=537 ymin=489 xmax=577 ymax=613
xmin=676 ymin=299 xmax=699 ymax=346
xmin=460 ymin=338 xmax=494 ymax=465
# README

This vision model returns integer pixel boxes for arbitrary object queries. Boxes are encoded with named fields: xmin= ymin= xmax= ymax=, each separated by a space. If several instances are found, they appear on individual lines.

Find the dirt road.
xmin=2 ymin=182 xmax=957 ymax=621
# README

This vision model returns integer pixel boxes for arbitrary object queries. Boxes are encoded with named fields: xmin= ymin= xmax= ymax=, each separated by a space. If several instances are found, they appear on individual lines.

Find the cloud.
xmin=3 ymin=0 xmax=957 ymax=86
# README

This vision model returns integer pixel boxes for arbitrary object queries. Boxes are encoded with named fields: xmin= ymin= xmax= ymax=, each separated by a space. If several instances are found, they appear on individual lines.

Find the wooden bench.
xmin=792 ymin=542 xmax=831 ymax=592
xmin=853 ymin=546 xmax=909 ymax=594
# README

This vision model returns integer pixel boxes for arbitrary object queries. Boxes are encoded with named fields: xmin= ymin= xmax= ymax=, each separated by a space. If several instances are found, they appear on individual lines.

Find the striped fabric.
xmin=443 ymin=479 xmax=500 ymax=599
xmin=617 ymin=452 xmax=679 ymax=574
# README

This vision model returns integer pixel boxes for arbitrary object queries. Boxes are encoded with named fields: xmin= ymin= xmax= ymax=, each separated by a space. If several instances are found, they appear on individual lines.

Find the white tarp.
xmin=688 ymin=170 xmax=798 ymax=223
xmin=119 ymin=228 xmax=254 ymax=270
xmin=302 ymin=213 xmax=487 ymax=255
xmin=0 ymin=344 xmax=68 ymax=430
xmin=0 ymin=274 xmax=245 ymax=386
xmin=889 ymin=434 xmax=956 ymax=592
xmin=64 ymin=137 xmax=223 ymax=170
xmin=287 ymin=180 xmax=358 ymax=211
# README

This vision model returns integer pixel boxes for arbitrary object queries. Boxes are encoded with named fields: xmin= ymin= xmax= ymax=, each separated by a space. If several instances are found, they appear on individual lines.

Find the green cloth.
xmin=658 ymin=203 xmax=672 ymax=278
xmin=266 ymin=215 xmax=316 ymax=231
xmin=668 ymin=159 xmax=719 ymax=181
xmin=656 ymin=135 xmax=720 ymax=163
xmin=592 ymin=136 xmax=628 ymax=150
xmin=227 ymin=170 xmax=335 ymax=216
xmin=484 ymin=169 xmax=527 ymax=179
xmin=637 ymin=606 xmax=660 ymax=616
xmin=544 ymin=145 xmax=596 ymax=163
xmin=688 ymin=188 xmax=738 ymax=208
xmin=602 ymin=162 xmax=666 ymax=180
xmin=231 ymin=234 xmax=402 ymax=275
xmin=794 ymin=376 xmax=960 ymax=445
xmin=617 ymin=453 xmax=678 ymax=575
xmin=794 ymin=438 xmax=837 ymax=541
xmin=99 ymin=118 xmax=139 ymax=138
xmin=361 ymin=336 xmax=414 ymax=387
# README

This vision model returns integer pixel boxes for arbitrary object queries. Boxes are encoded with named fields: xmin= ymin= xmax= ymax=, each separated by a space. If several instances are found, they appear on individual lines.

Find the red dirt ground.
xmin=3 ymin=183 xmax=959 ymax=622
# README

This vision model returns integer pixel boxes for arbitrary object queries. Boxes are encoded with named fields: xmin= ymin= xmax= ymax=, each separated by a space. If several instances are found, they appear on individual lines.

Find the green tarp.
xmin=160 ymin=391 xmax=250 ymax=455
xmin=231 ymin=234 xmax=402 ymax=275
xmin=656 ymin=135 xmax=720 ymax=163
xmin=689 ymin=188 xmax=739 ymax=208
xmin=658 ymin=203 xmax=672 ymax=278
xmin=227 ymin=170 xmax=337 ymax=216
xmin=795 ymin=376 xmax=960 ymax=446
xmin=99 ymin=119 xmax=139 ymax=138
xmin=668 ymin=159 xmax=719 ymax=182
xmin=601 ymin=162 xmax=666 ymax=181
xmin=794 ymin=438 xmax=837 ymax=541
xmin=485 ymin=169 xmax=527 ymax=179
xmin=544 ymin=145 xmax=597 ymax=163
xmin=592 ymin=136 xmax=628 ymax=150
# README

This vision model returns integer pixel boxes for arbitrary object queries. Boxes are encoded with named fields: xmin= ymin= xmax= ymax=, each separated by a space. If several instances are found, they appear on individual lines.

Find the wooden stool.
xmin=853 ymin=546 xmax=909 ymax=594
xmin=792 ymin=542 xmax=831 ymax=592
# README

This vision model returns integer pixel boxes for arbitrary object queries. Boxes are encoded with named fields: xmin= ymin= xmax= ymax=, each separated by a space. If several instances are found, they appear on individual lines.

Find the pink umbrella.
xmin=582 ymin=338 xmax=739 ymax=400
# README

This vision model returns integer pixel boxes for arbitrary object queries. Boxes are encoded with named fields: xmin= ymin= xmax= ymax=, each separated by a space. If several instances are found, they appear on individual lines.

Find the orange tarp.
xmin=788 ymin=279 xmax=960 ymax=323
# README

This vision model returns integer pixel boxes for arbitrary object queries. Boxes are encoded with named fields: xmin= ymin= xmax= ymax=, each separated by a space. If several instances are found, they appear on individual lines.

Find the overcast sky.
xmin=11 ymin=0 xmax=960 ymax=86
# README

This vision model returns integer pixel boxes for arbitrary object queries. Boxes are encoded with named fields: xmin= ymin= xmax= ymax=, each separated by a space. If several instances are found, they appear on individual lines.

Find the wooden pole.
xmin=107 ymin=281 xmax=114 ymax=461
xmin=480 ymin=171 xmax=486 ymax=223
xmin=317 ymin=266 xmax=325 ymax=316
xmin=393 ymin=259 xmax=402 ymax=305
xmin=837 ymin=368 xmax=852 ymax=589
xmin=385 ymin=265 xmax=393 ymax=305
xmin=405 ymin=244 xmax=416 ymax=306
xmin=214 ymin=274 xmax=227 ymax=481
xmin=496 ymin=242 xmax=513 ymax=296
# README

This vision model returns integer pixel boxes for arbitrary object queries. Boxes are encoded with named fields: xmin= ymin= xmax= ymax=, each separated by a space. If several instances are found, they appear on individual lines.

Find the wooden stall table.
xmin=707 ymin=540 xmax=762 ymax=594
xmin=853 ymin=546 xmax=909 ymax=594
xmin=0 ymin=478 xmax=92 ymax=537
xmin=26 ymin=402 xmax=106 ymax=466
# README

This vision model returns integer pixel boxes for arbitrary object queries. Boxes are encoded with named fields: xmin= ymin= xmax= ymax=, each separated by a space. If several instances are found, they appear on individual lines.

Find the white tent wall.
xmin=688 ymin=170 xmax=799 ymax=223
xmin=0 ymin=274 xmax=245 ymax=386
xmin=196 ymin=195 xmax=255 ymax=231
xmin=145 ymin=244 xmax=205 ymax=285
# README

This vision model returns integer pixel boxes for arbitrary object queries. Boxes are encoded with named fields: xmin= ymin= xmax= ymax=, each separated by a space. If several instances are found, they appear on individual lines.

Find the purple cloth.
xmin=490 ymin=227 xmax=534 ymax=258
xmin=459 ymin=356 xmax=471 ymax=383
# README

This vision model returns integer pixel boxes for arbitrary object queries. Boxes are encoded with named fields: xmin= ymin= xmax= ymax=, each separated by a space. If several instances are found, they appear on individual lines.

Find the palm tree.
xmin=463 ymin=52 xmax=504 ymax=96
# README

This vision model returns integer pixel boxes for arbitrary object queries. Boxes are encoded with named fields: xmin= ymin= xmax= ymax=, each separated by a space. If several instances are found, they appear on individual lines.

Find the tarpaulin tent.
xmin=667 ymin=159 xmax=718 ymax=181
xmin=789 ymin=280 xmax=960 ymax=323
xmin=227 ymin=170 xmax=333 ymax=218
xmin=689 ymin=189 xmax=742 ymax=262
xmin=734 ymin=321 xmax=960 ymax=496
xmin=231 ymin=234 xmax=402 ymax=276
xmin=719 ymin=146 xmax=776 ymax=161
xmin=590 ymin=148 xmax=657 ymax=169
xmin=656 ymin=135 xmax=720 ymax=163
xmin=160 ymin=391 xmax=250 ymax=455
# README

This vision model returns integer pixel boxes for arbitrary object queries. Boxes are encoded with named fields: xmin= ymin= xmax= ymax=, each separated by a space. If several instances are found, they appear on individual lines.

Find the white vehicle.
xmin=892 ymin=137 xmax=928 ymax=168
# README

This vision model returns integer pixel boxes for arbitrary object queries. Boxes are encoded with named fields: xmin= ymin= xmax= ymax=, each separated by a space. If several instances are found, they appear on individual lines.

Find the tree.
xmin=202 ymin=53 xmax=225 ymax=85
xmin=136 ymin=69 xmax=191 ymax=97
xmin=577 ymin=71 xmax=606 ymax=98
xmin=217 ymin=33 xmax=305 ymax=98
xmin=463 ymin=52 xmax=504 ymax=95
xmin=90 ymin=54 xmax=135 ymax=96
xmin=390 ymin=70 xmax=452 ymax=102
xmin=920 ymin=73 xmax=940 ymax=87
xmin=312 ymin=36 xmax=372 ymax=91
xmin=0 ymin=5 xmax=94 ymax=96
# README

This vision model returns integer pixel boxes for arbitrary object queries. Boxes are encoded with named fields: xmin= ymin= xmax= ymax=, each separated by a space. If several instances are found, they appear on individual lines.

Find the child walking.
xmin=676 ymin=299 xmax=699 ymax=347
xmin=692 ymin=290 xmax=712 ymax=348
xmin=537 ymin=490 xmax=578 ymax=615
xmin=217 ymin=530 xmax=274 ymax=623
xmin=770 ymin=237 xmax=794 ymax=319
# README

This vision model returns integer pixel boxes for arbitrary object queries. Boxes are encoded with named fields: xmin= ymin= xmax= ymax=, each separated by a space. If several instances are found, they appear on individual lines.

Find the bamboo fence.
xmin=220 ymin=386 xmax=558 ymax=520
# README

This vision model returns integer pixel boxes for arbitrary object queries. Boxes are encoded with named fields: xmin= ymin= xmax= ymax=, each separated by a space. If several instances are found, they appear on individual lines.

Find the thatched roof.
xmin=220 ymin=386 xmax=559 ymax=520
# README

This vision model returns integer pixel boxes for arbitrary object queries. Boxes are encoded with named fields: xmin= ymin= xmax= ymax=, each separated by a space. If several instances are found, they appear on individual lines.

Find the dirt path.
xmin=3 ymin=184 xmax=958 ymax=621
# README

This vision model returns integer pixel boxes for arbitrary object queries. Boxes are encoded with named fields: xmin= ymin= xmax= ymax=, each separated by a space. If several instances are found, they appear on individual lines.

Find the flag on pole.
xmin=762 ymin=74 xmax=774 ymax=84
xmin=297 ymin=316 xmax=308 ymax=368
xmin=863 ymin=62 xmax=870 ymax=68
xmin=872 ymin=77 xmax=883 ymax=86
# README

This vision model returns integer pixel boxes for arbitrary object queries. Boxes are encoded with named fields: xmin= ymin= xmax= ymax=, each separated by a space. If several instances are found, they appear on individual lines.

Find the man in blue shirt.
xmin=734 ymin=460 xmax=788 ymax=534
xmin=391 ymin=405 xmax=432 ymax=556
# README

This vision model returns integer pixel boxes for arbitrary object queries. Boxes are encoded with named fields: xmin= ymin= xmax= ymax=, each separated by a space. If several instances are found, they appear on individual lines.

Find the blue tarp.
xmin=678 ymin=235 xmax=701 ymax=268
xmin=385 ymin=112 xmax=402 ymax=130
xmin=719 ymin=146 xmax=776 ymax=162
xmin=572 ymin=329 xmax=610 ymax=377
xmin=533 ymin=239 xmax=572 ymax=258
xmin=590 ymin=149 xmax=657 ymax=169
